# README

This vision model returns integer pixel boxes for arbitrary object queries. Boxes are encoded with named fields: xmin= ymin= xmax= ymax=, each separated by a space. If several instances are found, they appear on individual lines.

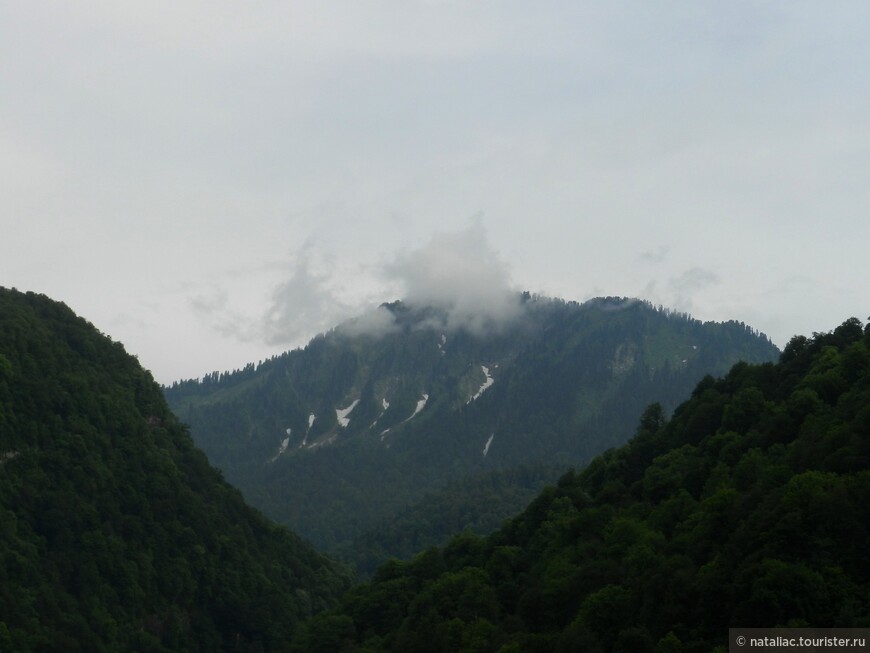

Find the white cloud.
xmin=337 ymin=305 xmax=399 ymax=339
xmin=386 ymin=220 xmax=522 ymax=334
xmin=261 ymin=243 xmax=353 ymax=346
xmin=638 ymin=246 xmax=670 ymax=264
xmin=3 ymin=1 xmax=869 ymax=382
xmin=265 ymin=221 xmax=523 ymax=342
xmin=636 ymin=266 xmax=721 ymax=318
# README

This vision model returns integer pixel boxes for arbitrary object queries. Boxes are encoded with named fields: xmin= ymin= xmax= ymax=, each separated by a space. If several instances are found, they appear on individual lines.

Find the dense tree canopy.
xmin=292 ymin=317 xmax=870 ymax=652
xmin=0 ymin=288 xmax=351 ymax=652
xmin=166 ymin=296 xmax=779 ymax=569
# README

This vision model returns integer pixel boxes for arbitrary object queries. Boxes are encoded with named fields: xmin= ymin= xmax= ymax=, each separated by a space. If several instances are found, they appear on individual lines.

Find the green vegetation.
xmin=2 ymin=286 xmax=865 ymax=652
xmin=336 ymin=463 xmax=565 ymax=578
xmin=291 ymin=317 xmax=870 ymax=652
xmin=166 ymin=296 xmax=779 ymax=570
xmin=0 ymin=288 xmax=351 ymax=652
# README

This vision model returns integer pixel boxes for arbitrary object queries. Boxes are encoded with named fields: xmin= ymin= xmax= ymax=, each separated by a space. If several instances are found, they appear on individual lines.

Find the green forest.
xmin=1 ymin=286 xmax=867 ymax=651
xmin=0 ymin=288 xmax=351 ymax=652
xmin=291 ymin=317 xmax=870 ymax=652
xmin=166 ymin=296 xmax=779 ymax=568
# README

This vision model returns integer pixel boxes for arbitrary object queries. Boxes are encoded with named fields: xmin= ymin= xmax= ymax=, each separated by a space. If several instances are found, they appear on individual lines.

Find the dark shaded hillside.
xmin=0 ymin=288 xmax=351 ymax=652
xmin=291 ymin=317 xmax=870 ymax=652
xmin=166 ymin=296 xmax=779 ymax=567
xmin=336 ymin=463 xmax=565 ymax=578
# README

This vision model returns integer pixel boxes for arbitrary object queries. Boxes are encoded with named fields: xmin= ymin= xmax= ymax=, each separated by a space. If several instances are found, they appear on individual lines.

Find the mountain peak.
xmin=166 ymin=295 xmax=780 ymax=567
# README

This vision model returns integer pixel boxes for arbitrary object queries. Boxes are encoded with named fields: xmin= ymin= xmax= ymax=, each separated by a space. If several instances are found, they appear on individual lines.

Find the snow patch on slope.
xmin=371 ymin=398 xmax=390 ymax=430
xmin=410 ymin=394 xmax=429 ymax=419
xmin=336 ymin=399 xmax=359 ymax=428
xmin=482 ymin=433 xmax=494 ymax=457
xmin=308 ymin=434 xmax=337 ymax=449
xmin=467 ymin=365 xmax=494 ymax=403
xmin=270 ymin=434 xmax=291 ymax=462
xmin=380 ymin=393 xmax=429 ymax=439
xmin=301 ymin=414 xmax=315 ymax=447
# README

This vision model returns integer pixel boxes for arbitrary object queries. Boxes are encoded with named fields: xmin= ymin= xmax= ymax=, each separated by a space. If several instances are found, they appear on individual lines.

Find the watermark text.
xmin=730 ymin=629 xmax=870 ymax=652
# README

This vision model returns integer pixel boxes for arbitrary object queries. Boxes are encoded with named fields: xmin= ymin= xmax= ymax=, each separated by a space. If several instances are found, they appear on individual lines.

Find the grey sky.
xmin=2 ymin=2 xmax=868 ymax=384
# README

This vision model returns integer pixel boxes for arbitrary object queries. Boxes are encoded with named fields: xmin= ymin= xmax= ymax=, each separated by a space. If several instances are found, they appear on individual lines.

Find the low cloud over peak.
xmin=194 ymin=221 xmax=525 ymax=348
xmin=385 ymin=221 xmax=522 ymax=334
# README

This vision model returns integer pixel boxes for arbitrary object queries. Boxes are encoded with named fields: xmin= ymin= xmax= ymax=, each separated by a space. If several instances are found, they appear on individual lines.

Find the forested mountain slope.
xmin=337 ymin=462 xmax=565 ymax=578
xmin=292 ymin=316 xmax=870 ymax=653
xmin=166 ymin=295 xmax=779 ymax=566
xmin=0 ymin=288 xmax=351 ymax=652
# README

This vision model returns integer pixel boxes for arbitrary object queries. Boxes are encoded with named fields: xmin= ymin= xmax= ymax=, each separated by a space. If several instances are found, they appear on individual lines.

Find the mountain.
xmin=337 ymin=462 xmax=565 ymax=577
xmin=0 ymin=288 xmax=351 ymax=652
xmin=165 ymin=295 xmax=779 ymax=567
xmin=290 ymin=316 xmax=870 ymax=652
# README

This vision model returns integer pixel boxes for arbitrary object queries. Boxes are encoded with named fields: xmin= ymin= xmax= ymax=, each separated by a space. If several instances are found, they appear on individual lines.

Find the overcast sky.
xmin=3 ymin=2 xmax=868 ymax=384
